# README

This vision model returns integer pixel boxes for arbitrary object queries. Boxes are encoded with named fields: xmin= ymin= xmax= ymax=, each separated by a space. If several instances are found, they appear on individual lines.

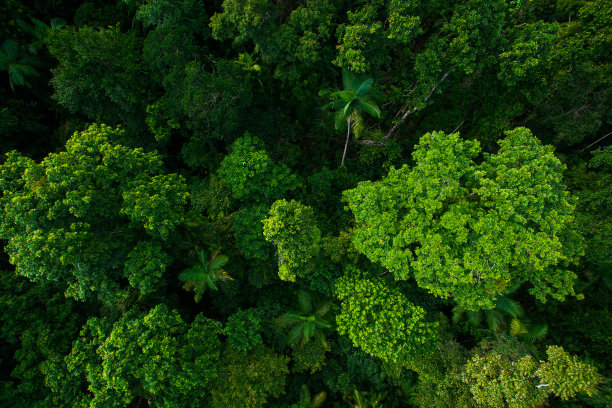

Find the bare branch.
xmin=383 ymin=70 xmax=452 ymax=141
xmin=353 ymin=139 xmax=386 ymax=146
xmin=578 ymin=131 xmax=612 ymax=153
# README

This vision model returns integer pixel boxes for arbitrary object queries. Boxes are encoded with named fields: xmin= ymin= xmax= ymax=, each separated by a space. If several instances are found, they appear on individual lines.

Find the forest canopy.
xmin=0 ymin=0 xmax=610 ymax=407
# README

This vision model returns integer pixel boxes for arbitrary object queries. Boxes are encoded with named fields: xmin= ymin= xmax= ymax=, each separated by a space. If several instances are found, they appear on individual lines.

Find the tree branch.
xmin=382 ymin=70 xmax=452 ymax=141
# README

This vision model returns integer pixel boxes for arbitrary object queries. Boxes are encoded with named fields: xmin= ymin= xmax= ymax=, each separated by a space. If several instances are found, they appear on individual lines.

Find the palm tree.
xmin=276 ymin=290 xmax=332 ymax=349
xmin=0 ymin=40 xmax=39 ymax=91
xmin=179 ymin=247 xmax=232 ymax=302
xmin=320 ymin=69 xmax=382 ymax=167
xmin=452 ymin=294 xmax=547 ymax=342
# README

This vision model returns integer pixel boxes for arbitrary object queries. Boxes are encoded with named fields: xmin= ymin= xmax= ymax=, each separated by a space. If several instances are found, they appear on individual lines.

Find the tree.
xmin=334 ymin=267 xmax=439 ymax=366
xmin=52 ymin=304 xmax=223 ymax=407
xmin=46 ymin=26 xmax=148 ymax=131
xmin=463 ymin=342 xmax=602 ymax=407
xmin=343 ymin=128 xmax=582 ymax=310
xmin=262 ymin=199 xmax=322 ymax=282
xmin=218 ymin=134 xmax=297 ymax=204
xmin=210 ymin=345 xmax=289 ymax=408
xmin=320 ymin=69 xmax=382 ymax=167
xmin=179 ymin=247 xmax=232 ymax=303
xmin=0 ymin=124 xmax=188 ymax=302
xmin=0 ymin=39 xmax=39 ymax=91
xmin=275 ymin=290 xmax=332 ymax=349
xmin=223 ymin=308 xmax=264 ymax=353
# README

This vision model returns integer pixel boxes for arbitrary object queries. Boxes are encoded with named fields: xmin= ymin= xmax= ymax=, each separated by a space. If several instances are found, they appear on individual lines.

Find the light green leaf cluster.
xmin=335 ymin=267 xmax=438 ymax=365
xmin=344 ymin=128 xmax=581 ymax=310
xmin=218 ymin=134 xmax=297 ymax=204
xmin=536 ymin=345 xmax=603 ymax=400
xmin=124 ymin=241 xmax=172 ymax=294
xmin=60 ymin=304 xmax=222 ymax=407
xmin=462 ymin=344 xmax=602 ymax=407
xmin=463 ymin=352 xmax=546 ymax=408
xmin=263 ymin=199 xmax=321 ymax=281
xmin=0 ymin=124 xmax=187 ymax=302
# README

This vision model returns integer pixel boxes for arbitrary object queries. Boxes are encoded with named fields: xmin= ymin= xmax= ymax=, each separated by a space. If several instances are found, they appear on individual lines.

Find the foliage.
xmin=234 ymin=204 xmax=272 ymax=260
xmin=344 ymin=128 xmax=582 ymax=310
xmin=0 ymin=1 xmax=610 ymax=407
xmin=55 ymin=304 xmax=222 ymax=407
xmin=223 ymin=308 xmax=264 ymax=353
xmin=218 ymin=134 xmax=298 ymax=204
xmin=276 ymin=290 xmax=332 ymax=348
xmin=0 ymin=124 xmax=187 ymax=302
xmin=463 ymin=342 xmax=603 ymax=407
xmin=179 ymin=248 xmax=232 ymax=302
xmin=263 ymin=199 xmax=322 ymax=281
xmin=335 ymin=267 xmax=439 ymax=365
xmin=211 ymin=346 xmax=289 ymax=408
xmin=46 ymin=26 xmax=148 ymax=129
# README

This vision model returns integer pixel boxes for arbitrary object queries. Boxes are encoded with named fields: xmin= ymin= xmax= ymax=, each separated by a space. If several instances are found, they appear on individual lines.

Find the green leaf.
xmin=314 ymin=300 xmax=332 ymax=317
xmin=286 ymin=324 xmax=304 ymax=346
xmin=298 ymin=290 xmax=313 ymax=314
xmin=355 ymin=78 xmax=373 ymax=97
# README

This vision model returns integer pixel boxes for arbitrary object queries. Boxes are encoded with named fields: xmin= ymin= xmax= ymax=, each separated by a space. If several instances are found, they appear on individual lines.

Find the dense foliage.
xmin=0 ymin=1 xmax=609 ymax=407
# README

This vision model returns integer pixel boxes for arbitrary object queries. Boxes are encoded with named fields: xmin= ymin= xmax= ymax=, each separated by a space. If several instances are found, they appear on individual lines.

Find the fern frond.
xmin=523 ymin=323 xmax=548 ymax=342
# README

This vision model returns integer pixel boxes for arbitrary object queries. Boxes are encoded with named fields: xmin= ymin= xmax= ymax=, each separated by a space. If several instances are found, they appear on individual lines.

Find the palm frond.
xmin=451 ymin=305 xmax=465 ymax=325
xmin=298 ymin=290 xmax=313 ymax=314
xmin=355 ymin=97 xmax=381 ymax=118
xmin=485 ymin=309 xmax=503 ymax=332
xmin=210 ymin=254 xmax=229 ymax=271
xmin=355 ymin=78 xmax=373 ymax=97
xmin=334 ymin=109 xmax=349 ymax=130
xmin=351 ymin=111 xmax=365 ymax=138
xmin=523 ymin=323 xmax=548 ymax=342
xmin=178 ymin=266 xmax=204 ymax=282
xmin=342 ymin=69 xmax=357 ymax=91
xmin=276 ymin=313 xmax=303 ymax=326
xmin=286 ymin=324 xmax=304 ymax=346
xmin=314 ymin=300 xmax=332 ymax=317
xmin=322 ymin=99 xmax=347 ymax=111
xmin=466 ymin=310 xmax=482 ymax=328
xmin=494 ymin=296 xmax=523 ymax=318
xmin=509 ymin=318 xmax=528 ymax=336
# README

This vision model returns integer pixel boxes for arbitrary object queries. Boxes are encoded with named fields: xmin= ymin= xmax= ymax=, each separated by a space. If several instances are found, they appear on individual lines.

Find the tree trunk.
xmin=341 ymin=117 xmax=351 ymax=167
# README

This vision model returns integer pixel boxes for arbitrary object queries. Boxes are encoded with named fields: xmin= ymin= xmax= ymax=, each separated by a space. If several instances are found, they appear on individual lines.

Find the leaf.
xmin=276 ymin=313 xmax=302 ymax=326
xmin=342 ymin=68 xmax=357 ymax=92
xmin=50 ymin=18 xmax=66 ymax=29
xmin=1 ymin=40 xmax=18 ymax=60
xmin=494 ymin=296 xmax=523 ymax=318
xmin=510 ymin=318 xmax=528 ymax=336
xmin=466 ymin=310 xmax=482 ymax=327
xmin=286 ymin=324 xmax=304 ymax=346
xmin=178 ymin=266 xmax=204 ymax=282
xmin=355 ymin=97 xmax=382 ymax=118
xmin=523 ymin=323 xmax=548 ymax=342
xmin=303 ymin=321 xmax=315 ymax=343
xmin=210 ymin=254 xmax=229 ymax=271
xmin=334 ymin=109 xmax=349 ymax=130
xmin=314 ymin=300 xmax=332 ymax=317
xmin=452 ymin=305 xmax=465 ymax=325
xmin=298 ymin=290 xmax=313 ymax=314
xmin=355 ymin=78 xmax=373 ymax=97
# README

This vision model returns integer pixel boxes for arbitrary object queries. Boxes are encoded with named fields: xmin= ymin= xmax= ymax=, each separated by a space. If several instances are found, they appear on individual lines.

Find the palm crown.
xmin=321 ymin=69 xmax=382 ymax=166
xmin=179 ymin=248 xmax=232 ymax=303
